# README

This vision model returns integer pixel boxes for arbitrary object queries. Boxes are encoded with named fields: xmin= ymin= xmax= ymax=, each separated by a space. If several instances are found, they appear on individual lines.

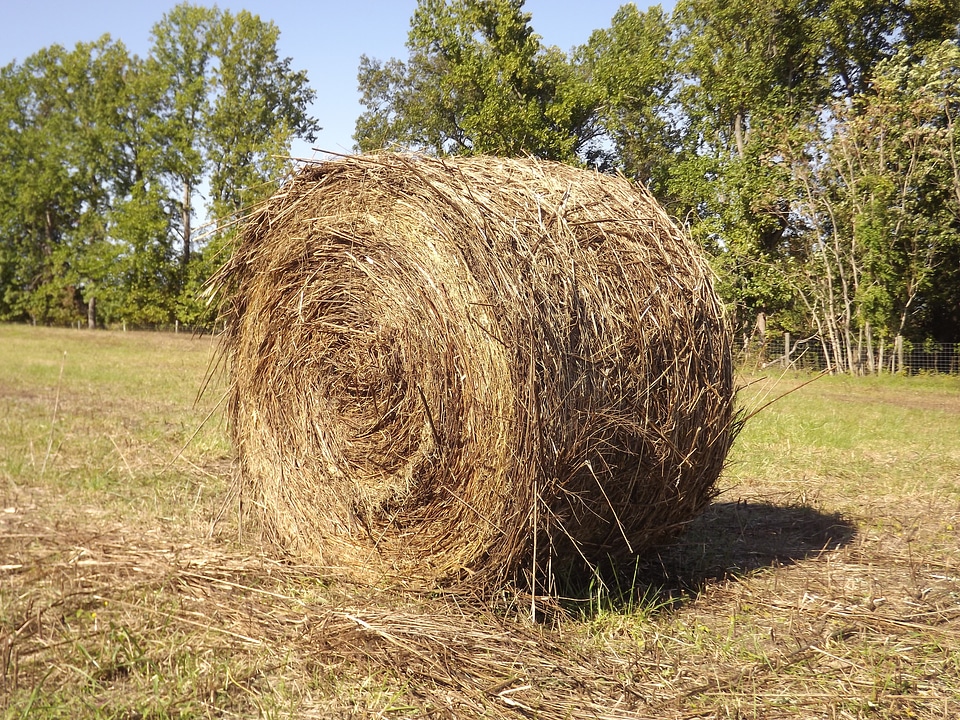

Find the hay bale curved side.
xmin=214 ymin=154 xmax=738 ymax=590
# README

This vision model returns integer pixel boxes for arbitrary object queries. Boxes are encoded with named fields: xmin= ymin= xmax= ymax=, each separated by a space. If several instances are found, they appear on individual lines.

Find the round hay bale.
xmin=213 ymin=153 xmax=738 ymax=592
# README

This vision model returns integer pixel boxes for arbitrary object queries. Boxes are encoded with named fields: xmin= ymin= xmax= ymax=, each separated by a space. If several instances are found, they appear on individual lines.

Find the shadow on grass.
xmin=562 ymin=500 xmax=856 ymax=616
xmin=652 ymin=500 xmax=855 ymax=584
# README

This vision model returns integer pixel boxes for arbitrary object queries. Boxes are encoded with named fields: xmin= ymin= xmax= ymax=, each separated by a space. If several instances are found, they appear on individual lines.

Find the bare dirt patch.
xmin=820 ymin=389 xmax=960 ymax=415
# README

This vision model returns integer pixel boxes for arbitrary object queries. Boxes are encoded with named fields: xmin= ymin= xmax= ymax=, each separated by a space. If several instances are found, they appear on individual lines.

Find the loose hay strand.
xmin=212 ymin=153 xmax=739 ymax=593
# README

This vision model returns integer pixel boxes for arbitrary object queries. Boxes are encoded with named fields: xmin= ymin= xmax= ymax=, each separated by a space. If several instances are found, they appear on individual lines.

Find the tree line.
xmin=357 ymin=0 xmax=960 ymax=372
xmin=0 ymin=4 xmax=318 ymax=328
xmin=2 ymin=0 xmax=958 ymax=374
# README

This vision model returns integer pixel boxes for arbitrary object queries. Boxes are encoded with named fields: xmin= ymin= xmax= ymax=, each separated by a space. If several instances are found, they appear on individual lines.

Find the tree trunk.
xmin=87 ymin=296 xmax=96 ymax=330
xmin=181 ymin=180 xmax=192 ymax=278
xmin=734 ymin=109 xmax=746 ymax=159
xmin=845 ymin=327 xmax=856 ymax=376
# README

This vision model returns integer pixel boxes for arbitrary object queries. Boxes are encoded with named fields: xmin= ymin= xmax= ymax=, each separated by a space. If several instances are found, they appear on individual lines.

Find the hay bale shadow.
xmin=561 ymin=499 xmax=855 ymax=615
xmin=651 ymin=499 xmax=855 ymax=583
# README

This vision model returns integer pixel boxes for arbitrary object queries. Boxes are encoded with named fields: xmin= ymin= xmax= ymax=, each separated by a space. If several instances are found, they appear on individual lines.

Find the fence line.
xmin=740 ymin=334 xmax=960 ymax=375
xmin=63 ymin=320 xmax=221 ymax=336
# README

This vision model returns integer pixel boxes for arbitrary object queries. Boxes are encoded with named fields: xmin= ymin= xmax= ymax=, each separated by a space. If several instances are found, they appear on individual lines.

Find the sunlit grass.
xmin=729 ymin=371 xmax=960 ymax=505
xmin=0 ymin=324 xmax=230 ymax=524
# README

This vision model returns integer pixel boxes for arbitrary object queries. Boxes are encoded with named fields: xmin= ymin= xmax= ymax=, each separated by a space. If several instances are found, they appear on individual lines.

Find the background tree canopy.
xmin=0 ymin=2 xmax=318 ymax=328
xmin=354 ymin=0 xmax=600 ymax=160
xmin=356 ymin=0 xmax=960 ymax=370
xmin=2 ymin=0 xmax=958 ymax=373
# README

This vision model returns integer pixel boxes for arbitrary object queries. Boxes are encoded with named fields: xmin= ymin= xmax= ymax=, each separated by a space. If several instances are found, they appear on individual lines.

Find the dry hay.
xmin=212 ymin=153 xmax=738 ymax=593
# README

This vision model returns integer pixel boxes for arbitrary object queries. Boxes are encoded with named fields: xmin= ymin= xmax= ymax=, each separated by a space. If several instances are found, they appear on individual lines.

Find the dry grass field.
xmin=1 ymin=324 xmax=959 ymax=719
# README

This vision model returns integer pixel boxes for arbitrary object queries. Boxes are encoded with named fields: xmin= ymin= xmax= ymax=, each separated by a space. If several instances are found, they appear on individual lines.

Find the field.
xmin=2 ymin=324 xmax=959 ymax=719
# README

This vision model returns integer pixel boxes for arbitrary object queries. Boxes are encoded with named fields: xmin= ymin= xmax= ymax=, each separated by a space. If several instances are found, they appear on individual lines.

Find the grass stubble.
xmin=1 ymin=324 xmax=959 ymax=718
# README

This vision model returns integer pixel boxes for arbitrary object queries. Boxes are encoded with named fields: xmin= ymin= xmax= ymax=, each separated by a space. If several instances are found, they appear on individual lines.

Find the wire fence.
xmin=741 ymin=334 xmax=960 ymax=375
xmin=59 ymin=319 xmax=221 ymax=336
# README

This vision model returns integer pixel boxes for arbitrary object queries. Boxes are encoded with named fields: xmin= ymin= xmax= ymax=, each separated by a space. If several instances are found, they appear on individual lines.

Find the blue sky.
xmin=1 ymin=1 xmax=671 ymax=157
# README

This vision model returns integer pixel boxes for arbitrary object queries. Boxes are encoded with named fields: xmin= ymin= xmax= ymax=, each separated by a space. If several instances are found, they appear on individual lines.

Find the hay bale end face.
xmin=215 ymin=153 xmax=738 ymax=592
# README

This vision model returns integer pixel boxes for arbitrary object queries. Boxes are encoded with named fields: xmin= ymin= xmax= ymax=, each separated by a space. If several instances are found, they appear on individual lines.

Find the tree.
xmin=655 ymin=0 xmax=959 ymax=347
xmin=819 ymin=0 xmax=908 ymax=99
xmin=793 ymin=41 xmax=960 ymax=372
xmin=106 ymin=180 xmax=178 ymax=326
xmin=0 ymin=3 xmax=319 ymax=328
xmin=146 ymin=4 xmax=218 ymax=288
xmin=665 ymin=0 xmax=823 ymax=338
xmin=147 ymin=4 xmax=320 ymax=323
xmin=672 ymin=0 xmax=823 ymax=162
xmin=0 ymin=37 xmax=133 ymax=325
xmin=100 ymin=46 xmax=180 ymax=326
xmin=206 ymin=9 xmax=319 ymax=220
xmin=0 ymin=58 xmax=55 ymax=321
xmin=578 ymin=3 xmax=677 ymax=188
xmin=355 ymin=0 xmax=599 ymax=160
xmin=819 ymin=0 xmax=960 ymax=99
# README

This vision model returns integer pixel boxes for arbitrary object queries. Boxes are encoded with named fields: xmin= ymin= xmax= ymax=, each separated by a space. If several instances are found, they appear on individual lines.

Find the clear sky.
xmin=1 ymin=1 xmax=672 ymax=158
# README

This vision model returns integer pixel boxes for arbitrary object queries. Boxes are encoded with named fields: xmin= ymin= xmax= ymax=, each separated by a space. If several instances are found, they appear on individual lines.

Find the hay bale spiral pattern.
xmin=215 ymin=153 xmax=737 ymax=591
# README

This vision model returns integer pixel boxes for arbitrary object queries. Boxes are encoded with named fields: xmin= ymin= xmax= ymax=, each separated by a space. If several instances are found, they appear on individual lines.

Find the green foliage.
xmin=206 ymin=9 xmax=318 ymax=218
xmin=819 ymin=0 xmax=909 ymax=98
xmin=673 ymin=0 xmax=823 ymax=156
xmin=578 ymin=4 xmax=676 ymax=187
xmin=0 ymin=36 xmax=133 ymax=325
xmin=3 ymin=0 xmax=959 ymax=347
xmin=656 ymin=0 xmax=960 ymax=345
xmin=794 ymin=39 xmax=960 ymax=367
xmin=106 ymin=181 xmax=178 ymax=326
xmin=355 ymin=0 xmax=599 ymax=160
xmin=146 ymin=2 xmax=217 ymax=281
xmin=654 ymin=0 xmax=826 ymax=335
xmin=0 ymin=2 xmax=319 ymax=329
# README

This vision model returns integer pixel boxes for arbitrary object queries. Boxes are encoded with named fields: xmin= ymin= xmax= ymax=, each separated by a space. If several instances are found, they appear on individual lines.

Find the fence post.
xmin=895 ymin=334 xmax=904 ymax=374
xmin=782 ymin=332 xmax=791 ymax=368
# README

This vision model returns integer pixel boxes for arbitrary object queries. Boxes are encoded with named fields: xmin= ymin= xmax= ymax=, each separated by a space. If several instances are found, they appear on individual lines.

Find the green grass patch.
xmin=730 ymin=371 xmax=960 ymax=503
